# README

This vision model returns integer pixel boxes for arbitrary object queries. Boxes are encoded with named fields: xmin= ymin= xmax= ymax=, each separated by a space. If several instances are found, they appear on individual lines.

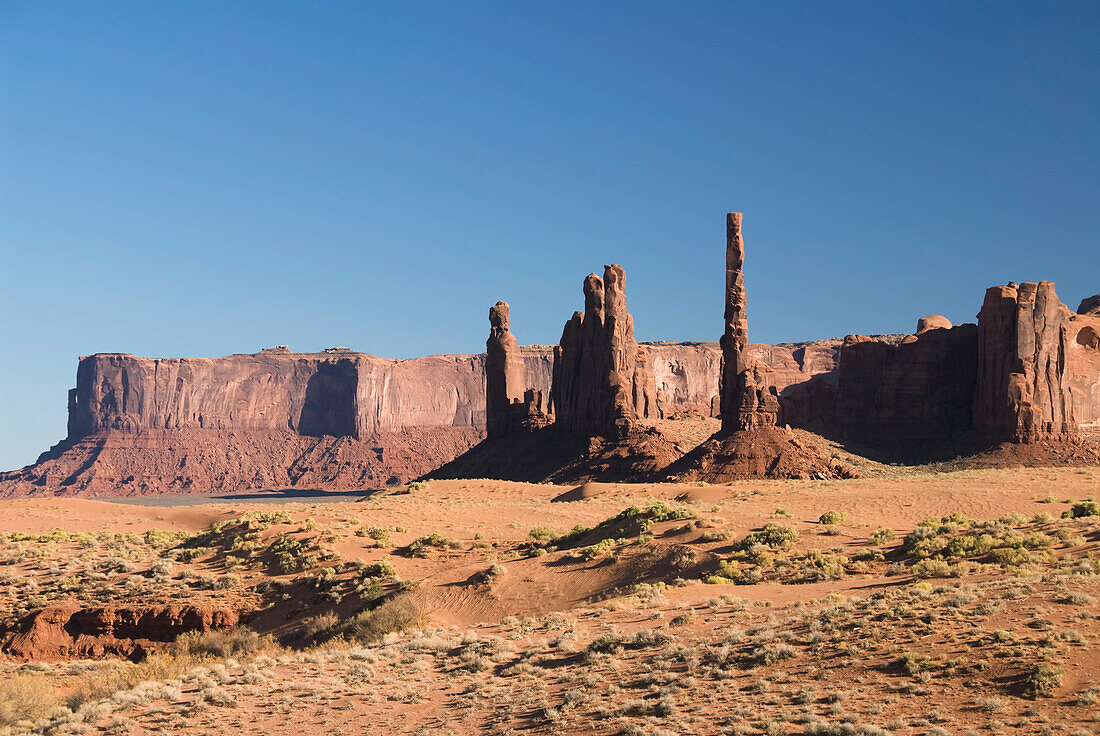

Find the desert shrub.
xmin=554 ymin=502 xmax=695 ymax=550
xmin=587 ymin=631 xmax=628 ymax=654
xmin=1062 ymin=499 xmax=1099 ymax=518
xmin=406 ymin=531 xmax=458 ymax=557
xmin=407 ymin=480 xmax=429 ymax=491
xmin=753 ymin=642 xmax=798 ymax=665
xmin=870 ymin=527 xmax=898 ymax=545
xmin=0 ymin=673 xmax=62 ymax=727
xmin=805 ymin=552 xmax=848 ymax=581
xmin=911 ymin=559 xmax=954 ymax=578
xmin=213 ymin=574 xmax=239 ymax=590
xmin=149 ymin=559 xmax=174 ymax=579
xmin=175 ymin=626 xmax=271 ymax=659
xmin=473 ymin=563 xmax=506 ymax=584
xmin=1021 ymin=663 xmax=1063 ymax=698
xmin=363 ymin=526 xmax=392 ymax=546
xmin=301 ymin=612 xmax=340 ymax=638
xmin=738 ymin=523 xmax=798 ymax=551
xmin=819 ymin=511 xmax=847 ymax=526
xmin=143 ymin=529 xmax=189 ymax=549
xmin=895 ymin=651 xmax=932 ymax=675
xmin=341 ymin=596 xmax=422 ymax=643
xmin=359 ymin=559 xmax=396 ymax=578
xmin=270 ymin=536 xmax=321 ymax=573
xmin=582 ymin=538 xmax=616 ymax=561
xmin=528 ymin=526 xmax=555 ymax=543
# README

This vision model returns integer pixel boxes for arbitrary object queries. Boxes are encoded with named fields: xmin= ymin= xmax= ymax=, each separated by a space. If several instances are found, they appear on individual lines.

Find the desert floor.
xmin=0 ymin=466 xmax=1097 ymax=735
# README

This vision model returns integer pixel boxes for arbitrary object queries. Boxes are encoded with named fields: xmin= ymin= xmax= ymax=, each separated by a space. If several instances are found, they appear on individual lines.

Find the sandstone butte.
xmin=1 ymin=212 xmax=1098 ymax=496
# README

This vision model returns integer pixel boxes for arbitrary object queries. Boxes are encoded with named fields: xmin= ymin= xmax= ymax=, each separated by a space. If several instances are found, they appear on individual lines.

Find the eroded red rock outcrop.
xmin=552 ymin=265 xmax=660 ymax=439
xmin=974 ymin=282 xmax=1100 ymax=442
xmin=2 ymin=604 xmax=239 ymax=660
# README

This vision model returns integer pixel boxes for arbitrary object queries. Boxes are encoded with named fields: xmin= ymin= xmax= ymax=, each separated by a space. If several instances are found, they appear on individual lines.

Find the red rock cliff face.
xmin=67 ymin=348 xmax=554 ymax=441
xmin=974 ymin=282 xmax=1100 ymax=441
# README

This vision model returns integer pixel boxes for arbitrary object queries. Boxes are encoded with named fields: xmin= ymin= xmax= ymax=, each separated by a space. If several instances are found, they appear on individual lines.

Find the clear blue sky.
xmin=1 ymin=1 xmax=1097 ymax=470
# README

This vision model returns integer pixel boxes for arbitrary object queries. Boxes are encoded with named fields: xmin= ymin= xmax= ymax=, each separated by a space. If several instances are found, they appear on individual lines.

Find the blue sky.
xmin=1 ymin=1 xmax=1097 ymax=470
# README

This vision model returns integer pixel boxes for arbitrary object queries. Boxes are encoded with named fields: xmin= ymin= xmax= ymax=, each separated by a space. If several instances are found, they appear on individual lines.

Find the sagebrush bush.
xmin=1063 ymin=499 xmax=1099 ymax=518
xmin=176 ymin=626 xmax=272 ymax=659
xmin=341 ymin=596 xmax=422 ymax=643
xmin=1022 ymin=663 xmax=1063 ymax=698
xmin=738 ymin=523 xmax=798 ymax=550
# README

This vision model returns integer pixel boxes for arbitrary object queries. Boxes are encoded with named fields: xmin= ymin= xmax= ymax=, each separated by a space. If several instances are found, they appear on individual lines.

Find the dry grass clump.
xmin=324 ymin=595 xmax=424 ymax=644
xmin=0 ymin=672 xmax=64 ymax=728
xmin=174 ymin=626 xmax=277 ymax=660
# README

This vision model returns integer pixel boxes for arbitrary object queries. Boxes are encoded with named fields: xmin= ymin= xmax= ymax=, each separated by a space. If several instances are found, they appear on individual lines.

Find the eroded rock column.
xmin=719 ymin=212 xmax=780 ymax=432
xmin=486 ymin=301 xmax=525 ymax=438
xmin=551 ymin=264 xmax=657 ymax=439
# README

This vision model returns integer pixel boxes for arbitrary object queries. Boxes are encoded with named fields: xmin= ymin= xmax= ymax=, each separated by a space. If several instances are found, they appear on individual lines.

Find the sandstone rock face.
xmin=2 ymin=604 xmax=239 ymax=660
xmin=644 ymin=342 xmax=721 ymax=417
xmin=718 ymin=212 xmax=780 ymax=431
xmin=551 ymin=265 xmax=658 ymax=439
xmin=485 ymin=302 xmax=526 ymax=437
xmin=66 ymin=349 xmax=557 ymax=441
xmin=917 ymin=315 xmax=953 ymax=334
xmin=974 ymin=282 xmax=1100 ymax=441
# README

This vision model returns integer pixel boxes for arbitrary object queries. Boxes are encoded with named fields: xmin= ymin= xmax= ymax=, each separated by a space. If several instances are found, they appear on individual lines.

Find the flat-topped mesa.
xmin=551 ymin=264 xmax=659 ymax=439
xmin=973 ymin=281 xmax=1090 ymax=442
xmin=718 ymin=212 xmax=780 ymax=432
xmin=485 ymin=302 xmax=550 ymax=437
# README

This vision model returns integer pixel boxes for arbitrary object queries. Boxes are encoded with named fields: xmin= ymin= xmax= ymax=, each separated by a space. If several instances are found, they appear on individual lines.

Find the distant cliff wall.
xmin=66 ymin=349 xmax=555 ymax=441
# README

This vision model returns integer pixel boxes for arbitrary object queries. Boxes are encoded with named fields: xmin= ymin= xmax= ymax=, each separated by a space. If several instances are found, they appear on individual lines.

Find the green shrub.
xmin=528 ymin=526 xmax=555 ymax=543
xmin=1062 ymin=499 xmax=1099 ymax=518
xmin=911 ymin=559 xmax=953 ymax=578
xmin=363 ymin=527 xmax=392 ymax=545
xmin=553 ymin=502 xmax=694 ymax=550
xmin=1021 ymin=663 xmax=1063 ymax=698
xmin=869 ymin=527 xmax=898 ymax=545
xmin=360 ymin=559 xmax=396 ymax=578
xmin=738 ymin=523 xmax=798 ymax=551
xmin=407 ymin=531 xmax=457 ymax=557
xmin=818 ymin=510 xmax=847 ymax=526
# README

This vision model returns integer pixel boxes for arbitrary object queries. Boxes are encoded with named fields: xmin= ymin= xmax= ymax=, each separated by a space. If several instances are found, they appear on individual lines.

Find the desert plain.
xmin=0 ymin=463 xmax=1096 ymax=735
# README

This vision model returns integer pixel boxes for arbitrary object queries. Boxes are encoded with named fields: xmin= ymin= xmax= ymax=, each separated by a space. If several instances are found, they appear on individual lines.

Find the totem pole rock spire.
xmin=718 ymin=212 xmax=780 ymax=432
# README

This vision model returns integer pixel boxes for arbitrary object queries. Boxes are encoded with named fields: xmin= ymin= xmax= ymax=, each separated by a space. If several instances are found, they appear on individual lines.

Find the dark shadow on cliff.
xmin=299 ymin=360 xmax=358 ymax=438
